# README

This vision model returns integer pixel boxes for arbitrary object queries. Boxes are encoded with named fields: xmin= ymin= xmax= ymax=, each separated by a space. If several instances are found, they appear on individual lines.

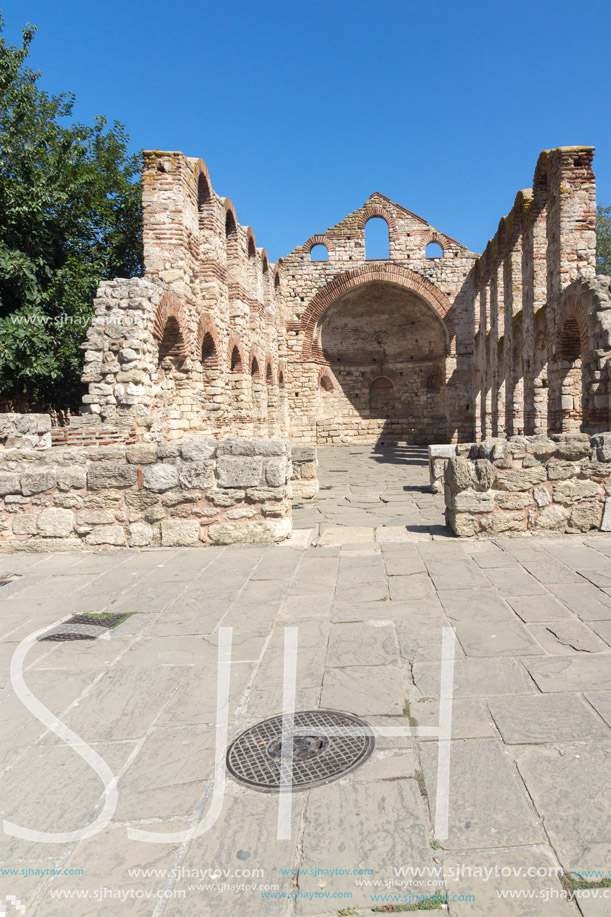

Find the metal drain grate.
xmin=40 ymin=613 xmax=131 ymax=642
xmin=226 ymin=709 xmax=375 ymax=792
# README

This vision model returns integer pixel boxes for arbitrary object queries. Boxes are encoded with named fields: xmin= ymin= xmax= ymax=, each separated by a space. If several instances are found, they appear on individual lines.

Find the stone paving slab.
xmin=2 ymin=445 xmax=611 ymax=915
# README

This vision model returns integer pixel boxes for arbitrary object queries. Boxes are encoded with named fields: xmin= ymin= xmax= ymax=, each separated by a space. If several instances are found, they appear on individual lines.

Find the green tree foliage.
xmin=0 ymin=14 xmax=143 ymax=412
xmin=596 ymin=204 xmax=611 ymax=277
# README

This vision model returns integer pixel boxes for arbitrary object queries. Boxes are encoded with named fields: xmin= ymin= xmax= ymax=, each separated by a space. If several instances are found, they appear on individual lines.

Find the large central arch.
xmin=293 ymin=265 xmax=454 ymax=445
xmin=299 ymin=263 xmax=455 ymax=359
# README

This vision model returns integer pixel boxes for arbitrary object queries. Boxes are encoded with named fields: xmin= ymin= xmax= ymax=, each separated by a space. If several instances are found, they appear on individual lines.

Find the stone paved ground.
xmin=1 ymin=447 xmax=611 ymax=915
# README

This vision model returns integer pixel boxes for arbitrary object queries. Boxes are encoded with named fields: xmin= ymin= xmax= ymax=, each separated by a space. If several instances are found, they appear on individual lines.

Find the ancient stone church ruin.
xmin=2 ymin=144 xmax=611 ymax=549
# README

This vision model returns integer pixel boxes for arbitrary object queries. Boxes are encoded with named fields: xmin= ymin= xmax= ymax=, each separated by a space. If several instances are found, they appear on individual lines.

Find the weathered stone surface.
xmin=128 ymin=522 xmax=153 ymax=546
xmin=473 ymin=458 xmax=495 ymax=491
xmin=21 ymin=468 xmax=55 ymax=495
xmin=534 ymin=504 xmax=566 ymax=530
xmin=208 ymin=516 xmax=290 ymax=545
xmin=453 ymin=491 xmax=494 ymax=513
xmin=553 ymin=479 xmax=600 ymax=504
xmin=142 ymin=463 xmax=179 ymax=492
xmin=178 ymin=461 xmax=214 ymax=490
xmin=479 ymin=511 xmax=526 ymax=534
xmin=0 ymin=473 xmax=20 ymax=496
xmin=216 ymin=456 xmax=263 ymax=488
xmin=533 ymin=485 xmax=551 ymax=507
xmin=265 ymin=457 xmax=287 ymax=487
xmin=85 ymin=525 xmax=127 ymax=546
xmin=570 ymin=500 xmax=603 ymax=531
xmin=547 ymin=460 xmax=577 ymax=480
xmin=125 ymin=443 xmax=157 ymax=464
xmin=601 ymin=496 xmax=611 ymax=531
xmin=87 ymin=463 xmax=137 ymax=490
xmin=180 ymin=442 xmax=216 ymax=462
xmin=12 ymin=514 xmax=37 ymax=535
xmin=37 ymin=507 xmax=74 ymax=537
xmin=446 ymin=457 xmax=475 ymax=491
xmin=56 ymin=466 xmax=87 ymax=490
xmin=161 ymin=519 xmax=200 ymax=546
xmin=494 ymin=467 xmax=547 ymax=491
xmin=76 ymin=510 xmax=116 ymax=526
xmin=495 ymin=491 xmax=532 ymax=509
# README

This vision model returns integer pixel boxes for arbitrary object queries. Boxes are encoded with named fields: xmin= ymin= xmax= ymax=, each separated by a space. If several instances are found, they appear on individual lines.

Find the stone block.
xmin=125 ymin=491 xmax=159 ymax=509
xmin=216 ymin=456 xmax=263 ymax=489
xmin=495 ymin=491 xmax=532 ymax=510
xmin=142 ymin=464 xmax=179 ymax=492
xmin=12 ymin=514 xmax=37 ymax=535
xmin=494 ymin=467 xmax=547 ymax=491
xmin=21 ymin=467 xmax=56 ymax=495
xmin=87 ymin=463 xmax=138 ymax=490
xmin=180 ymin=442 xmax=216 ymax=462
xmin=128 ymin=522 xmax=153 ymax=546
xmin=143 ymin=506 xmax=166 ymax=523
xmin=428 ymin=444 xmax=457 ymax=459
xmin=553 ymin=479 xmax=600 ymax=504
xmin=591 ymin=432 xmax=611 ymax=462
xmin=473 ymin=458 xmax=495 ymax=491
xmin=208 ymin=516 xmax=291 ymax=545
xmin=446 ymin=511 xmax=480 ymax=536
xmin=553 ymin=434 xmax=591 ymax=460
xmin=601 ymin=497 xmax=611 ymax=531
xmin=178 ymin=461 xmax=214 ymax=490
xmin=547 ymin=461 xmax=577 ymax=480
xmin=0 ymin=473 xmax=21 ymax=496
xmin=534 ymin=504 xmax=567 ymax=530
xmin=85 ymin=525 xmax=127 ymax=546
xmin=76 ymin=510 xmax=116 ymax=525
xmin=265 ymin=457 xmax=287 ymax=487
xmin=453 ymin=491 xmax=494 ymax=513
xmin=533 ymin=485 xmax=551 ymax=507
xmin=479 ymin=511 xmax=526 ymax=534
xmin=570 ymin=501 xmax=603 ymax=532
xmin=37 ymin=507 xmax=74 ymax=537
xmin=125 ymin=443 xmax=157 ymax=464
xmin=445 ymin=457 xmax=475 ymax=491
xmin=161 ymin=519 xmax=200 ymax=546
xmin=56 ymin=466 xmax=87 ymax=490
xmin=291 ymin=445 xmax=316 ymax=462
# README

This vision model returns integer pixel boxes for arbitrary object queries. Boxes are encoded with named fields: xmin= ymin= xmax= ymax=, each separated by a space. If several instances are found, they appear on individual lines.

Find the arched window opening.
xmin=266 ymin=363 xmax=273 ymax=384
xmin=251 ymin=357 xmax=260 ymax=378
xmin=320 ymin=374 xmax=333 ymax=392
xmin=274 ymin=272 xmax=281 ymax=290
xmin=230 ymin=346 xmax=243 ymax=372
xmin=560 ymin=318 xmax=582 ymax=361
xmin=225 ymin=210 xmax=237 ymax=239
xmin=426 ymin=367 xmax=442 ymax=394
xmin=426 ymin=242 xmax=444 ymax=259
xmin=158 ymin=317 xmax=185 ymax=368
xmin=262 ymin=257 xmax=269 ymax=274
xmin=369 ymin=376 xmax=394 ymax=415
xmin=201 ymin=332 xmax=216 ymax=365
xmin=247 ymin=236 xmax=256 ymax=259
xmin=365 ymin=217 xmax=390 ymax=260
xmin=310 ymin=244 xmax=328 ymax=262
xmin=197 ymin=174 xmax=211 ymax=214
xmin=278 ymin=370 xmax=285 ymax=388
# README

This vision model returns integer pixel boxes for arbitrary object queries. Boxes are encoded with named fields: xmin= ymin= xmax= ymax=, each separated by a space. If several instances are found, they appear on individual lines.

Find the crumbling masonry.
xmin=2 ymin=145 xmax=611 ymax=549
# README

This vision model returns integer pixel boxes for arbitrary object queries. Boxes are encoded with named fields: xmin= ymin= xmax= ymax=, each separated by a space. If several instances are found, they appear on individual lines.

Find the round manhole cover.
xmin=226 ymin=709 xmax=375 ymax=792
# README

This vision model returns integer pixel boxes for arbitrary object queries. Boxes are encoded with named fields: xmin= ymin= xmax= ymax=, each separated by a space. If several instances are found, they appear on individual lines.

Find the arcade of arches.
xmin=82 ymin=145 xmax=611 ymax=451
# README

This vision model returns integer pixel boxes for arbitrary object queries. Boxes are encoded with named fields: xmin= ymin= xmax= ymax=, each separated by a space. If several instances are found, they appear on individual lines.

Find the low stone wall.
xmin=428 ymin=444 xmax=457 ymax=493
xmin=0 ymin=414 xmax=52 ymax=450
xmin=0 ymin=438 xmax=292 ymax=552
xmin=444 ymin=433 xmax=611 ymax=536
xmin=290 ymin=446 xmax=318 ymax=499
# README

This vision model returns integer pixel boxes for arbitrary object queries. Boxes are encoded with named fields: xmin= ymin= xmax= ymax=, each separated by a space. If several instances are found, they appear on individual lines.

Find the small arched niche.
xmin=201 ymin=332 xmax=217 ymax=365
xmin=369 ymin=376 xmax=394 ymax=416
xmin=426 ymin=242 xmax=444 ymax=259
xmin=251 ymin=356 xmax=260 ymax=378
xmin=230 ymin=346 xmax=243 ymax=372
xmin=320 ymin=374 xmax=334 ymax=392
xmin=310 ymin=243 xmax=328 ymax=262
xmin=365 ymin=217 xmax=390 ymax=260
xmin=158 ymin=317 xmax=185 ymax=368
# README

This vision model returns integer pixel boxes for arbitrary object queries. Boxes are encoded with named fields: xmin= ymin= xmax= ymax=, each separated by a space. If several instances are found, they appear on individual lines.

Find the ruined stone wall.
xmin=0 ymin=438 xmax=294 ymax=552
xmin=81 ymin=153 xmax=288 ymax=442
xmin=0 ymin=414 xmax=52 ymax=451
xmin=279 ymin=194 xmax=478 ymax=444
xmin=471 ymin=147 xmax=609 ymax=440
xmin=444 ymin=432 xmax=611 ymax=536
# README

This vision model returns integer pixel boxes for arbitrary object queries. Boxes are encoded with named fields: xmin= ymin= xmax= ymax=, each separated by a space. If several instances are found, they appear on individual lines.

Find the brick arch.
xmin=246 ymin=226 xmax=257 ymax=258
xmin=357 ymin=205 xmax=396 ymax=232
xmin=299 ymin=264 xmax=454 ymax=359
xmin=227 ymin=335 xmax=245 ymax=372
xmin=555 ymin=292 xmax=590 ymax=359
xmin=195 ymin=312 xmax=220 ymax=364
xmin=303 ymin=234 xmax=329 ymax=255
xmin=265 ymin=356 xmax=275 ymax=385
xmin=195 ymin=160 xmax=212 ymax=209
xmin=362 ymin=368 xmax=400 ymax=387
xmin=153 ymin=291 xmax=190 ymax=360
xmin=318 ymin=366 xmax=336 ymax=389
xmin=249 ymin=347 xmax=263 ymax=378
xmin=223 ymin=199 xmax=238 ymax=238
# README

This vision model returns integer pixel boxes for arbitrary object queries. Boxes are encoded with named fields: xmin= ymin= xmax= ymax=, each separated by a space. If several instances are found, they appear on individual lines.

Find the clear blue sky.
xmin=4 ymin=0 xmax=610 ymax=262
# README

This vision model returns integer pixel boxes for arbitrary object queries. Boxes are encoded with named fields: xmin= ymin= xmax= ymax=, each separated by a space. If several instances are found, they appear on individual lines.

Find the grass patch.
xmin=402 ymin=700 xmax=418 ymax=728
xmin=372 ymin=892 xmax=446 ymax=911
xmin=430 ymin=840 xmax=441 ymax=850
xmin=414 ymin=768 xmax=427 ymax=800
xmin=337 ymin=909 xmax=360 ymax=916
xmin=82 ymin=612 xmax=136 ymax=629
xmin=562 ymin=873 xmax=611 ymax=892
